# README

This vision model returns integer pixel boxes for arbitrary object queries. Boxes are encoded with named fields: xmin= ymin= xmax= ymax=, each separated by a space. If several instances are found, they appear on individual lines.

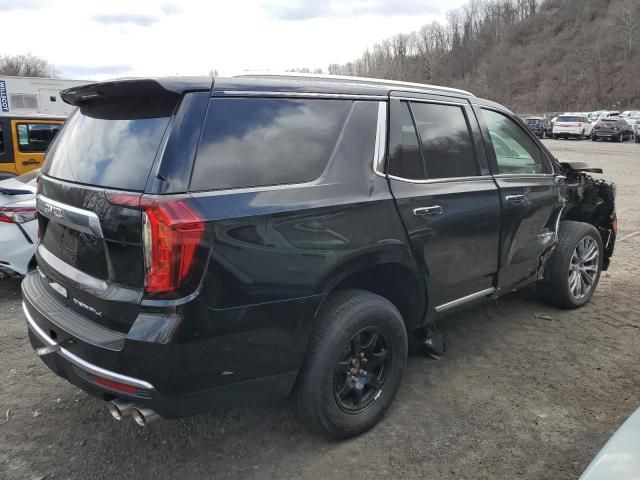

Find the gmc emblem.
xmin=42 ymin=203 xmax=64 ymax=219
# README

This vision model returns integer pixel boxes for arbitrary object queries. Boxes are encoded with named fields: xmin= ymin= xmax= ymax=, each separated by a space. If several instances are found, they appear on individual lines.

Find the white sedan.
xmin=0 ymin=170 xmax=38 ymax=277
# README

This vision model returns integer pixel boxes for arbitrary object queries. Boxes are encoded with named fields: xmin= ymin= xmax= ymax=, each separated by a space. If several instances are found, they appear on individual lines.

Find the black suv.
xmin=22 ymin=75 xmax=616 ymax=438
xmin=591 ymin=118 xmax=633 ymax=142
xmin=524 ymin=116 xmax=552 ymax=138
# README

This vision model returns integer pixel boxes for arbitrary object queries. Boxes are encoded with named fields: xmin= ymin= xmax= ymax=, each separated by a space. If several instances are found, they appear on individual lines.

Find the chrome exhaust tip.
xmin=107 ymin=399 xmax=136 ymax=421
xmin=131 ymin=407 xmax=159 ymax=427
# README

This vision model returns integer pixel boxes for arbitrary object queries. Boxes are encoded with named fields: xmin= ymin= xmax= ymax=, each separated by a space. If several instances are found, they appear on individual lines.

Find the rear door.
xmin=475 ymin=105 xmax=561 ymax=292
xmin=386 ymin=93 xmax=502 ymax=311
xmin=10 ymin=119 xmax=62 ymax=174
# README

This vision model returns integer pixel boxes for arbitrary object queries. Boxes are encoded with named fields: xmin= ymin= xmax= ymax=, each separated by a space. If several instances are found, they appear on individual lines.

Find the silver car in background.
xmin=0 ymin=170 xmax=38 ymax=277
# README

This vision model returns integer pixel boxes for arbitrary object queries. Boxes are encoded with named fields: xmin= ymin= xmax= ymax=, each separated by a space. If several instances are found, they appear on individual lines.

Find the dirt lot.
xmin=1 ymin=139 xmax=639 ymax=480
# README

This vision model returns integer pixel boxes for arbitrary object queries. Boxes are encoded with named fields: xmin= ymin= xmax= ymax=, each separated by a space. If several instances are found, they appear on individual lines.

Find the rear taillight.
xmin=141 ymin=199 xmax=205 ymax=293
xmin=0 ymin=206 xmax=37 ymax=223
xmin=107 ymin=193 xmax=205 ymax=295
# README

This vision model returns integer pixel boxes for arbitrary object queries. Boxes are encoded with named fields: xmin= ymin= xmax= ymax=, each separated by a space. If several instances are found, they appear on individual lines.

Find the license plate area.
xmin=42 ymin=221 xmax=109 ymax=280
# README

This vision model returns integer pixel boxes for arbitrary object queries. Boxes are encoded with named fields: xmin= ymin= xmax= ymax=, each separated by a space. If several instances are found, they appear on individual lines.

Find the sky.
xmin=0 ymin=0 xmax=468 ymax=80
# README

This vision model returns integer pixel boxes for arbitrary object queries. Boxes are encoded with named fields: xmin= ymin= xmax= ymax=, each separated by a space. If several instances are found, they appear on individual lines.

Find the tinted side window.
xmin=410 ymin=102 xmax=478 ymax=179
xmin=482 ymin=109 xmax=546 ymax=175
xmin=191 ymin=98 xmax=351 ymax=191
xmin=387 ymin=101 xmax=424 ymax=180
xmin=16 ymin=123 xmax=61 ymax=153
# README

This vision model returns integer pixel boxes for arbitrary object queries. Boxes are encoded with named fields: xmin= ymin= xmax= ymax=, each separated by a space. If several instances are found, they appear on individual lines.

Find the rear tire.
xmin=294 ymin=289 xmax=408 ymax=439
xmin=538 ymin=221 xmax=603 ymax=309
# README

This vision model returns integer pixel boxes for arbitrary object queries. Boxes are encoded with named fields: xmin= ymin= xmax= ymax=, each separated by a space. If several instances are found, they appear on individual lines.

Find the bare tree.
xmin=0 ymin=53 xmax=57 ymax=77
xmin=612 ymin=0 xmax=640 ymax=56
xmin=416 ymin=22 xmax=450 ymax=81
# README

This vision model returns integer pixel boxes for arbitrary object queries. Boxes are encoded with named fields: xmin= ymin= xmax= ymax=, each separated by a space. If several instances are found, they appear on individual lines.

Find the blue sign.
xmin=0 ymin=80 xmax=8 ymax=112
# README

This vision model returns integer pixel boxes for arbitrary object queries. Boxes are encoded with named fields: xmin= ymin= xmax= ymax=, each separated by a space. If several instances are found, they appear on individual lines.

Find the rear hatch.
xmin=554 ymin=116 xmax=582 ymax=130
xmin=594 ymin=120 xmax=618 ymax=134
xmin=35 ymin=80 xmax=204 ymax=333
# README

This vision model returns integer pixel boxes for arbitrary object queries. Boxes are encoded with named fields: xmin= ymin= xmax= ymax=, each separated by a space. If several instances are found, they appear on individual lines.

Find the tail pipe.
xmin=107 ymin=398 xmax=137 ymax=420
xmin=131 ymin=407 xmax=160 ymax=427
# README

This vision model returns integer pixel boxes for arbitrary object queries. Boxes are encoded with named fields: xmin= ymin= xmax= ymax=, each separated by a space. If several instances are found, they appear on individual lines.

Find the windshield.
xmin=43 ymin=102 xmax=172 ymax=191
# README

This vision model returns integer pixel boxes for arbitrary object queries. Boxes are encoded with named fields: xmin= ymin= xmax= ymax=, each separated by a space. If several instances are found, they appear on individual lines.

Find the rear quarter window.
xmin=190 ymin=98 xmax=352 ymax=191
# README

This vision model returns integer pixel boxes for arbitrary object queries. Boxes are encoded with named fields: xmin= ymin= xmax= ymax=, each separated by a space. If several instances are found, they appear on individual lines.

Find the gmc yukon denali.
xmin=21 ymin=74 xmax=616 ymax=438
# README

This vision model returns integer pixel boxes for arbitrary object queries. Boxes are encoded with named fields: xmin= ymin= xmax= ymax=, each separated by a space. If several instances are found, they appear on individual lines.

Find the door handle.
xmin=505 ymin=194 xmax=525 ymax=205
xmin=22 ymin=159 xmax=40 ymax=165
xmin=413 ymin=206 xmax=443 ymax=217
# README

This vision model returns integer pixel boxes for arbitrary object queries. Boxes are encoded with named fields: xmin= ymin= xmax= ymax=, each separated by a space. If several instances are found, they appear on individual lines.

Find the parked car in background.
xmin=624 ymin=114 xmax=640 ymax=139
xmin=0 ymin=170 xmax=38 ymax=276
xmin=553 ymin=114 xmax=592 ymax=139
xmin=589 ymin=111 xmax=620 ymax=126
xmin=21 ymin=75 xmax=616 ymax=438
xmin=579 ymin=407 xmax=640 ymax=480
xmin=525 ymin=116 xmax=552 ymax=138
xmin=619 ymin=110 xmax=639 ymax=119
xmin=0 ymin=114 xmax=64 ymax=179
xmin=591 ymin=118 xmax=632 ymax=142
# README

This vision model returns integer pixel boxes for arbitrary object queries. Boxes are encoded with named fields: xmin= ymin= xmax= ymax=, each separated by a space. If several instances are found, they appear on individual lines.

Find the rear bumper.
xmin=24 ymin=298 xmax=299 ymax=418
xmin=553 ymin=129 xmax=583 ymax=137
xmin=592 ymin=132 xmax=620 ymax=139
xmin=21 ymin=271 xmax=309 ymax=418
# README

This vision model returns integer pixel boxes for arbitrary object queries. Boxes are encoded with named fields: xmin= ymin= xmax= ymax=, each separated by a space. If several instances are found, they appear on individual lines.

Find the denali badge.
xmin=42 ymin=202 xmax=64 ymax=218
xmin=72 ymin=298 xmax=103 ymax=317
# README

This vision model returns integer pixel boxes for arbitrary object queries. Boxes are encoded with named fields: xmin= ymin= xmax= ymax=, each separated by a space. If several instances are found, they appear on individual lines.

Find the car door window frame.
xmin=385 ymin=95 xmax=489 ymax=183
xmin=476 ymin=106 xmax=554 ymax=177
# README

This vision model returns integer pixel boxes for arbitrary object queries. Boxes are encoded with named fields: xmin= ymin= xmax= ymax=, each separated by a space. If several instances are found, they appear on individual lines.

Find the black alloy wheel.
xmin=333 ymin=328 xmax=391 ymax=413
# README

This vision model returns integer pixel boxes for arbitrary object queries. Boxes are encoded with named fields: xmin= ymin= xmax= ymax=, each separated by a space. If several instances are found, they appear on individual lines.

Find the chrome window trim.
xmin=215 ymin=91 xmax=387 ymax=100
xmin=23 ymin=302 xmax=155 ymax=390
xmin=387 ymin=174 xmax=491 ymax=184
xmin=493 ymin=173 xmax=555 ymax=179
xmin=38 ymin=245 xmax=109 ymax=293
xmin=435 ymin=287 xmax=496 ymax=313
xmin=372 ymin=101 xmax=387 ymax=176
xmin=37 ymin=194 xmax=103 ymax=238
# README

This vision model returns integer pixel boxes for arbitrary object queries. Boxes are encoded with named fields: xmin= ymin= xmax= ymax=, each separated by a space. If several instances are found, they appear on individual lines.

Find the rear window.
xmin=557 ymin=116 xmax=581 ymax=122
xmin=43 ymin=99 xmax=174 ymax=191
xmin=526 ymin=119 xmax=542 ymax=124
xmin=190 ymin=98 xmax=351 ymax=191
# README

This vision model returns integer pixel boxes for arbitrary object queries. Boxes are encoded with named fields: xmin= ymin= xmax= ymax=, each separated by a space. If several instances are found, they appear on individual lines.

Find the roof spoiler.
xmin=61 ymin=78 xmax=212 ymax=106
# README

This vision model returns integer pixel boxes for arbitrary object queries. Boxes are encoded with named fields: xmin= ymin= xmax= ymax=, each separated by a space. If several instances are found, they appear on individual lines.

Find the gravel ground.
xmin=1 ymin=139 xmax=639 ymax=480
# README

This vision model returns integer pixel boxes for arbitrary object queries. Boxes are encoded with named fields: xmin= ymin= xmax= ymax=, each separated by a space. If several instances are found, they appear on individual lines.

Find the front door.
xmin=475 ymin=106 xmax=561 ymax=292
xmin=386 ymin=95 xmax=502 ymax=311
xmin=10 ymin=119 xmax=63 ymax=174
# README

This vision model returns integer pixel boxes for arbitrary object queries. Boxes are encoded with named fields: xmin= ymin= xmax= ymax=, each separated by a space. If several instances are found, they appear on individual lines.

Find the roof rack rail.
xmin=234 ymin=71 xmax=475 ymax=97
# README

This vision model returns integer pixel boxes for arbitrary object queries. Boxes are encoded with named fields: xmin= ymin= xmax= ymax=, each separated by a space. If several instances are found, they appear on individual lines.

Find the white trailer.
xmin=0 ymin=76 xmax=88 ymax=116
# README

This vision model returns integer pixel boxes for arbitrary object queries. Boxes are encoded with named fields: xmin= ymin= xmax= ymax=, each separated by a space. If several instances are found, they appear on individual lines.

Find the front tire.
xmin=538 ymin=221 xmax=603 ymax=309
xmin=294 ymin=289 xmax=408 ymax=439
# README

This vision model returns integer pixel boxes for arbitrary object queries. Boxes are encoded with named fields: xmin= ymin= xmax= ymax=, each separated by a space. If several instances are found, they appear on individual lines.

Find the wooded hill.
xmin=327 ymin=0 xmax=640 ymax=113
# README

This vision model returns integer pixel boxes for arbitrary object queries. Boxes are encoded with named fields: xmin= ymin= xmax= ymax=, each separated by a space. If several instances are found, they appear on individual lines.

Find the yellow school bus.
xmin=0 ymin=114 xmax=64 ymax=179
